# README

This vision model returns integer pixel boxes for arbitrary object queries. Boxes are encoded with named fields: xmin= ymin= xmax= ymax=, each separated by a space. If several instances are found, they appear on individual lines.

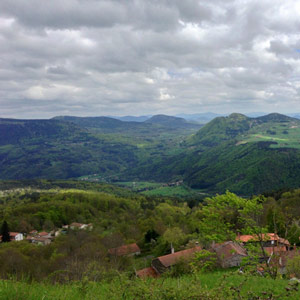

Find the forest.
xmin=2 ymin=180 xmax=300 ymax=299
xmin=3 ymin=113 xmax=300 ymax=195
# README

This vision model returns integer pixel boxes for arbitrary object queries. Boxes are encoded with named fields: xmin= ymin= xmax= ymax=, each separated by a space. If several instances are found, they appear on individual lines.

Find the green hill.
xmin=127 ymin=113 xmax=300 ymax=195
xmin=0 ymin=116 xmax=201 ymax=181
xmin=2 ymin=113 xmax=300 ymax=195
xmin=0 ymin=118 xmax=139 ymax=180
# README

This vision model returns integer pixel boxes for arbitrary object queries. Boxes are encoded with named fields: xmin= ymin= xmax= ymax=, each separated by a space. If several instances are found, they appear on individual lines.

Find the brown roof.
xmin=38 ymin=232 xmax=49 ymax=236
xmin=136 ymin=267 xmax=159 ymax=278
xmin=108 ymin=243 xmax=141 ymax=256
xmin=9 ymin=232 xmax=21 ymax=237
xmin=70 ymin=222 xmax=84 ymax=227
xmin=278 ymin=237 xmax=290 ymax=245
xmin=213 ymin=241 xmax=247 ymax=260
xmin=156 ymin=246 xmax=202 ymax=268
xmin=236 ymin=233 xmax=290 ymax=245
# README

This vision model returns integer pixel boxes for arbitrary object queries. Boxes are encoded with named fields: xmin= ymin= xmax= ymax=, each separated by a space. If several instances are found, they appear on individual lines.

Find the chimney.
xmin=171 ymin=243 xmax=175 ymax=254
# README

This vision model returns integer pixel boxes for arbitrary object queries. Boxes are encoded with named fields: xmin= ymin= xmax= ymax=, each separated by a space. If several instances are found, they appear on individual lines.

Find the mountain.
xmin=2 ymin=113 xmax=300 ymax=196
xmin=126 ymin=113 xmax=300 ymax=195
xmin=145 ymin=114 xmax=192 ymax=127
xmin=110 ymin=115 xmax=151 ymax=122
xmin=0 ymin=115 xmax=202 ymax=181
xmin=189 ymin=113 xmax=251 ymax=147
xmin=176 ymin=113 xmax=224 ymax=123
xmin=0 ymin=118 xmax=82 ymax=145
xmin=0 ymin=118 xmax=140 ymax=180
xmin=53 ymin=116 xmax=135 ymax=130
xmin=54 ymin=114 xmax=201 ymax=131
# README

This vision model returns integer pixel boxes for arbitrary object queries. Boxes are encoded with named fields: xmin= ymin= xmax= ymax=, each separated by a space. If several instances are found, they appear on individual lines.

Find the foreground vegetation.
xmin=2 ymin=180 xmax=300 ymax=298
xmin=1 ymin=271 xmax=300 ymax=300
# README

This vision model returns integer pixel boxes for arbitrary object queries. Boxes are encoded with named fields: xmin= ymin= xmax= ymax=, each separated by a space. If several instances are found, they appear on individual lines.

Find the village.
xmin=1 ymin=223 xmax=299 ymax=279
xmin=0 ymin=222 xmax=93 ymax=246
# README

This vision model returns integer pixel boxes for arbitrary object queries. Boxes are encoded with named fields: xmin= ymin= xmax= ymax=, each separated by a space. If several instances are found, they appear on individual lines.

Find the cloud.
xmin=0 ymin=0 xmax=300 ymax=118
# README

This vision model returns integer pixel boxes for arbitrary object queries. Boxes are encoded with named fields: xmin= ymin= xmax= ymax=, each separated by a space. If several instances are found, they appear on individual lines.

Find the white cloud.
xmin=1 ymin=0 xmax=300 ymax=117
xmin=159 ymin=88 xmax=174 ymax=101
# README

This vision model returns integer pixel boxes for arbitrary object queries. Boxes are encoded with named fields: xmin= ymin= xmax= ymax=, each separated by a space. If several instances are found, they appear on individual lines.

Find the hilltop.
xmin=126 ymin=113 xmax=300 ymax=195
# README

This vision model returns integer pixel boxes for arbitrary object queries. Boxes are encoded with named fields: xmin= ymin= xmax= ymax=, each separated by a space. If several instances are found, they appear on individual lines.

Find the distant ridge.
xmin=110 ymin=115 xmax=151 ymax=122
xmin=145 ymin=114 xmax=188 ymax=127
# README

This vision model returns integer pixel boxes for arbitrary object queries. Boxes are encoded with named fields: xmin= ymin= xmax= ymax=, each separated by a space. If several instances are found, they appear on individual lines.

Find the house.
xmin=37 ymin=231 xmax=52 ymax=239
xmin=257 ymin=248 xmax=300 ymax=275
xmin=151 ymin=246 xmax=202 ymax=274
xmin=1 ymin=232 xmax=24 ymax=242
xmin=9 ymin=232 xmax=24 ymax=241
xmin=236 ymin=233 xmax=290 ymax=255
xmin=212 ymin=241 xmax=247 ymax=268
xmin=27 ymin=236 xmax=51 ymax=246
xmin=69 ymin=222 xmax=93 ymax=230
xmin=108 ymin=243 xmax=141 ymax=257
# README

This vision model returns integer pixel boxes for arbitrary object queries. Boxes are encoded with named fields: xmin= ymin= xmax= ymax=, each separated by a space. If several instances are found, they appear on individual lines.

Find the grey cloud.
xmin=0 ymin=0 xmax=213 ymax=31
xmin=1 ymin=0 xmax=300 ymax=118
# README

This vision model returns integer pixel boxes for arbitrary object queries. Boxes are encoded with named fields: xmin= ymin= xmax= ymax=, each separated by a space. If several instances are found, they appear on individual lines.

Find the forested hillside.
xmin=0 ymin=116 xmax=200 ymax=181
xmin=2 ymin=113 xmax=300 ymax=195
xmin=128 ymin=113 xmax=300 ymax=195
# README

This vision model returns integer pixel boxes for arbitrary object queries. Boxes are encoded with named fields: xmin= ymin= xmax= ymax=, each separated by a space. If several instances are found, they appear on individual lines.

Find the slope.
xmin=127 ymin=113 xmax=300 ymax=195
xmin=0 ymin=118 xmax=138 ymax=180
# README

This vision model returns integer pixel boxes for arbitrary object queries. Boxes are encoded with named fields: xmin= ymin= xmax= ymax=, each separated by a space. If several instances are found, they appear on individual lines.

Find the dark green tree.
xmin=1 ymin=221 xmax=11 ymax=242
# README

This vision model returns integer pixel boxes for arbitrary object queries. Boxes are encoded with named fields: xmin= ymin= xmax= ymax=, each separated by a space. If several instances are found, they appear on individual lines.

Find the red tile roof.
xmin=108 ymin=243 xmax=141 ymax=256
xmin=156 ymin=246 xmax=202 ymax=268
xmin=236 ymin=233 xmax=290 ymax=245
xmin=38 ymin=232 xmax=49 ymax=236
xmin=213 ymin=241 xmax=247 ymax=260
xmin=136 ymin=267 xmax=159 ymax=278
xmin=9 ymin=232 xmax=21 ymax=237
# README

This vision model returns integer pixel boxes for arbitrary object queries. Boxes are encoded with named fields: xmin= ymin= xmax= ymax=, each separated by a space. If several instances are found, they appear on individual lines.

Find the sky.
xmin=1 ymin=0 xmax=300 ymax=118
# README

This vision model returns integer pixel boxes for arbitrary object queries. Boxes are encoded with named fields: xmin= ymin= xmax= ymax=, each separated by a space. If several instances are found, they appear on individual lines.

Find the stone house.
xmin=212 ymin=241 xmax=248 ymax=268
xmin=151 ymin=246 xmax=202 ymax=274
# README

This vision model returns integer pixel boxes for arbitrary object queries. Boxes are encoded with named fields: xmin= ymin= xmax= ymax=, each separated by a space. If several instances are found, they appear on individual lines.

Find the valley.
xmin=2 ymin=113 xmax=300 ymax=196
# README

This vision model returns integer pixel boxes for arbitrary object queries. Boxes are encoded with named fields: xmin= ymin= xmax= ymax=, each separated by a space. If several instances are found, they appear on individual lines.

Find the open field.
xmin=238 ymin=123 xmax=300 ymax=149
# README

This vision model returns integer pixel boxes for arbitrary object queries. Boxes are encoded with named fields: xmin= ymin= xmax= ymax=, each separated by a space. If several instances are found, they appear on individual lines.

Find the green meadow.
xmin=1 ymin=271 xmax=299 ymax=300
xmin=238 ymin=122 xmax=300 ymax=149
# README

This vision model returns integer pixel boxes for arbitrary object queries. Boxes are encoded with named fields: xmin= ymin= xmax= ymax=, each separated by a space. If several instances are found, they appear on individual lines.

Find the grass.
xmin=1 ymin=271 xmax=299 ymax=300
xmin=116 ymin=181 xmax=162 ymax=190
xmin=238 ymin=123 xmax=300 ymax=149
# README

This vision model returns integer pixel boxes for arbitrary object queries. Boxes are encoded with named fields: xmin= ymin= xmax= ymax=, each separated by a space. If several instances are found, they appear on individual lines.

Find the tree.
xmin=197 ymin=191 xmax=246 ymax=244
xmin=163 ymin=227 xmax=185 ymax=249
xmin=1 ymin=221 xmax=11 ymax=243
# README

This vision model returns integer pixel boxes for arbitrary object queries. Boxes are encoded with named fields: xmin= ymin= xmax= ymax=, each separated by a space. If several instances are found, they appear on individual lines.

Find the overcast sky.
xmin=1 ymin=0 xmax=300 ymax=118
